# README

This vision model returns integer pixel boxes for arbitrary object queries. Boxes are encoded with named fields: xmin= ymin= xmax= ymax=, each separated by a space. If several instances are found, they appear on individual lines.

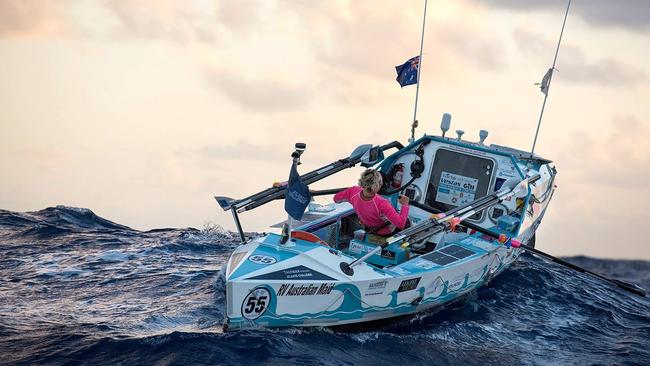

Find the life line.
xmin=290 ymin=230 xmax=330 ymax=247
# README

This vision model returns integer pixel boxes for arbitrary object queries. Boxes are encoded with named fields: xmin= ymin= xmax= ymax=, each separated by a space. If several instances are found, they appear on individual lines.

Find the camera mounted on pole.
xmin=292 ymin=143 xmax=307 ymax=164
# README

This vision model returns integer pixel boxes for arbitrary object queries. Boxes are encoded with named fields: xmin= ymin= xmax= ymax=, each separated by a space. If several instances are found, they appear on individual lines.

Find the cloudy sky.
xmin=1 ymin=0 xmax=649 ymax=259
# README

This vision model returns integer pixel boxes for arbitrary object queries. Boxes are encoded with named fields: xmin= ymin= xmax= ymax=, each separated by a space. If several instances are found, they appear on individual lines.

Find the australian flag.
xmin=284 ymin=161 xmax=311 ymax=220
xmin=395 ymin=56 xmax=419 ymax=87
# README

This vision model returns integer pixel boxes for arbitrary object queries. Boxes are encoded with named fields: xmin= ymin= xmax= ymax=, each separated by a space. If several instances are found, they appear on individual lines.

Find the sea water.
xmin=1 ymin=206 xmax=648 ymax=365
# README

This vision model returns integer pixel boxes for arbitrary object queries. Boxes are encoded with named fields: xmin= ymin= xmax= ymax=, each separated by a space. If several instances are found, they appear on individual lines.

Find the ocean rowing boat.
xmin=215 ymin=117 xmax=557 ymax=330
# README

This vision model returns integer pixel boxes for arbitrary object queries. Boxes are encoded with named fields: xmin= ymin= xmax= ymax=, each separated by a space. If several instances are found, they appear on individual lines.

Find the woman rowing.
xmin=334 ymin=169 xmax=410 ymax=236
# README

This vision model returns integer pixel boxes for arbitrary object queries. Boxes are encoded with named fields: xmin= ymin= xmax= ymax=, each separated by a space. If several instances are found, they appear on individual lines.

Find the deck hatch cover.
xmin=439 ymin=245 xmax=476 ymax=260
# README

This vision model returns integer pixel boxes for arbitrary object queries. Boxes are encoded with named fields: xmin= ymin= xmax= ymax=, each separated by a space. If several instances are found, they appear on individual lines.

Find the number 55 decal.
xmin=241 ymin=287 xmax=271 ymax=320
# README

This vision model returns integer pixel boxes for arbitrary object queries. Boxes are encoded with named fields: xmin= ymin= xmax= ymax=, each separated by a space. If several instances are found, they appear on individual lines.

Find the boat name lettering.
xmin=397 ymin=277 xmax=421 ymax=293
xmin=276 ymin=283 xmax=335 ymax=296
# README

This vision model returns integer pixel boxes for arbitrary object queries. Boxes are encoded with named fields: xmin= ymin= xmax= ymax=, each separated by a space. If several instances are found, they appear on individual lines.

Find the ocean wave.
xmin=0 ymin=207 xmax=648 ymax=366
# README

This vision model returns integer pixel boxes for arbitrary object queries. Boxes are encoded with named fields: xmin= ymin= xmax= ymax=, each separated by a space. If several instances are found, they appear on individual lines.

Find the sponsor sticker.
xmin=397 ymin=277 xmax=421 ymax=293
xmin=241 ymin=287 xmax=270 ymax=320
xmin=437 ymin=171 xmax=479 ymax=206
xmin=381 ymin=250 xmax=395 ymax=259
xmin=248 ymin=265 xmax=336 ymax=281
xmin=349 ymin=242 xmax=365 ymax=254
xmin=364 ymin=291 xmax=384 ymax=297
xmin=364 ymin=280 xmax=388 ymax=296
xmin=368 ymin=280 xmax=388 ymax=290
xmin=248 ymin=254 xmax=277 ymax=265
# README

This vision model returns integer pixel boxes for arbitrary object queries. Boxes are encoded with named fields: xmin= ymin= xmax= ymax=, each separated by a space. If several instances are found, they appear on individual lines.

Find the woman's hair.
xmin=358 ymin=169 xmax=383 ymax=192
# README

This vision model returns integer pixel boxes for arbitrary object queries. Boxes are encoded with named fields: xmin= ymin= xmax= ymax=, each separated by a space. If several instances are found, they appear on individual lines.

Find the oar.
xmin=514 ymin=241 xmax=646 ymax=298
xmin=389 ymin=176 xmax=538 ymax=246
xmin=238 ymin=141 xmax=404 ymax=212
xmin=410 ymin=200 xmax=647 ymax=298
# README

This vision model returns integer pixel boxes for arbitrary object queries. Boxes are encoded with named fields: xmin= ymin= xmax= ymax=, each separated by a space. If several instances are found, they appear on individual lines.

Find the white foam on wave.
xmin=55 ymin=205 xmax=92 ymax=215
xmin=37 ymin=265 xmax=90 ymax=278
xmin=350 ymin=332 xmax=382 ymax=344
xmin=97 ymin=250 xmax=132 ymax=263
xmin=200 ymin=222 xmax=233 ymax=239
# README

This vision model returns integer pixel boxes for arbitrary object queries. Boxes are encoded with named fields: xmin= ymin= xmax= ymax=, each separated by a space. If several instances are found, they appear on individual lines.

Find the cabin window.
xmin=425 ymin=149 xmax=495 ymax=221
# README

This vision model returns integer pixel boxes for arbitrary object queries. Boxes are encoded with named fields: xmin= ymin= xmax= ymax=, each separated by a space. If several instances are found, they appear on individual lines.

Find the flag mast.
xmin=409 ymin=0 xmax=428 ymax=143
xmin=531 ymin=0 xmax=571 ymax=154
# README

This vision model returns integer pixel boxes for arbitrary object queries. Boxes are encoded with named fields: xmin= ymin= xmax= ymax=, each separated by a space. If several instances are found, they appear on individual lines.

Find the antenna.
xmin=440 ymin=113 xmax=451 ymax=137
xmin=479 ymin=130 xmax=489 ymax=145
xmin=409 ymin=0 xmax=428 ymax=143
xmin=530 ymin=0 xmax=571 ymax=154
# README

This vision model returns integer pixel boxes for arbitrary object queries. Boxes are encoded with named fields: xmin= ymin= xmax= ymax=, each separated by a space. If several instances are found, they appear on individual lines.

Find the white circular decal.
xmin=241 ymin=287 xmax=271 ymax=320
xmin=248 ymin=254 xmax=277 ymax=265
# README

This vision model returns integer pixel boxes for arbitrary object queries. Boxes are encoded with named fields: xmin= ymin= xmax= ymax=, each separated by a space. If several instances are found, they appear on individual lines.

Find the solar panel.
xmin=422 ymin=251 xmax=457 ymax=265
xmin=421 ymin=244 xmax=476 ymax=267
xmin=439 ymin=245 xmax=476 ymax=260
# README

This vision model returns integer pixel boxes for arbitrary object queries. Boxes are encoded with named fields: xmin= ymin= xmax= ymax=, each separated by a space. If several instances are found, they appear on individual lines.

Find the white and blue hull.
xmin=224 ymin=223 xmax=540 ymax=330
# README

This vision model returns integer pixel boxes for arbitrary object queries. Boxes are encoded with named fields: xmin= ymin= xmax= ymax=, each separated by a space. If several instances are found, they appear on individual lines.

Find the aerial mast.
xmin=409 ymin=0 xmax=428 ymax=143
xmin=530 ymin=0 xmax=572 ymax=154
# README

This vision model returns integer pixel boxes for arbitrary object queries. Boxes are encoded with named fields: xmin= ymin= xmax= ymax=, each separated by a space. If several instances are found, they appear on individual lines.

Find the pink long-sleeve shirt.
xmin=333 ymin=186 xmax=409 ymax=236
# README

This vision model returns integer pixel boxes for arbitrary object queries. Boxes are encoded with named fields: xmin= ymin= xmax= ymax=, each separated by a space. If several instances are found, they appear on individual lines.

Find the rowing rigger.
xmin=215 ymin=141 xmax=403 ymax=242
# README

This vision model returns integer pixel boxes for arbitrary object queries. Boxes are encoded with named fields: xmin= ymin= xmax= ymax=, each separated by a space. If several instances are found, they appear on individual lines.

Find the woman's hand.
xmin=398 ymin=195 xmax=410 ymax=206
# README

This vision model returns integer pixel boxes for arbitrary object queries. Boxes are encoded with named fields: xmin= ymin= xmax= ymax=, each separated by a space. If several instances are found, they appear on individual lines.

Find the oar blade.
xmin=214 ymin=196 xmax=235 ymax=210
